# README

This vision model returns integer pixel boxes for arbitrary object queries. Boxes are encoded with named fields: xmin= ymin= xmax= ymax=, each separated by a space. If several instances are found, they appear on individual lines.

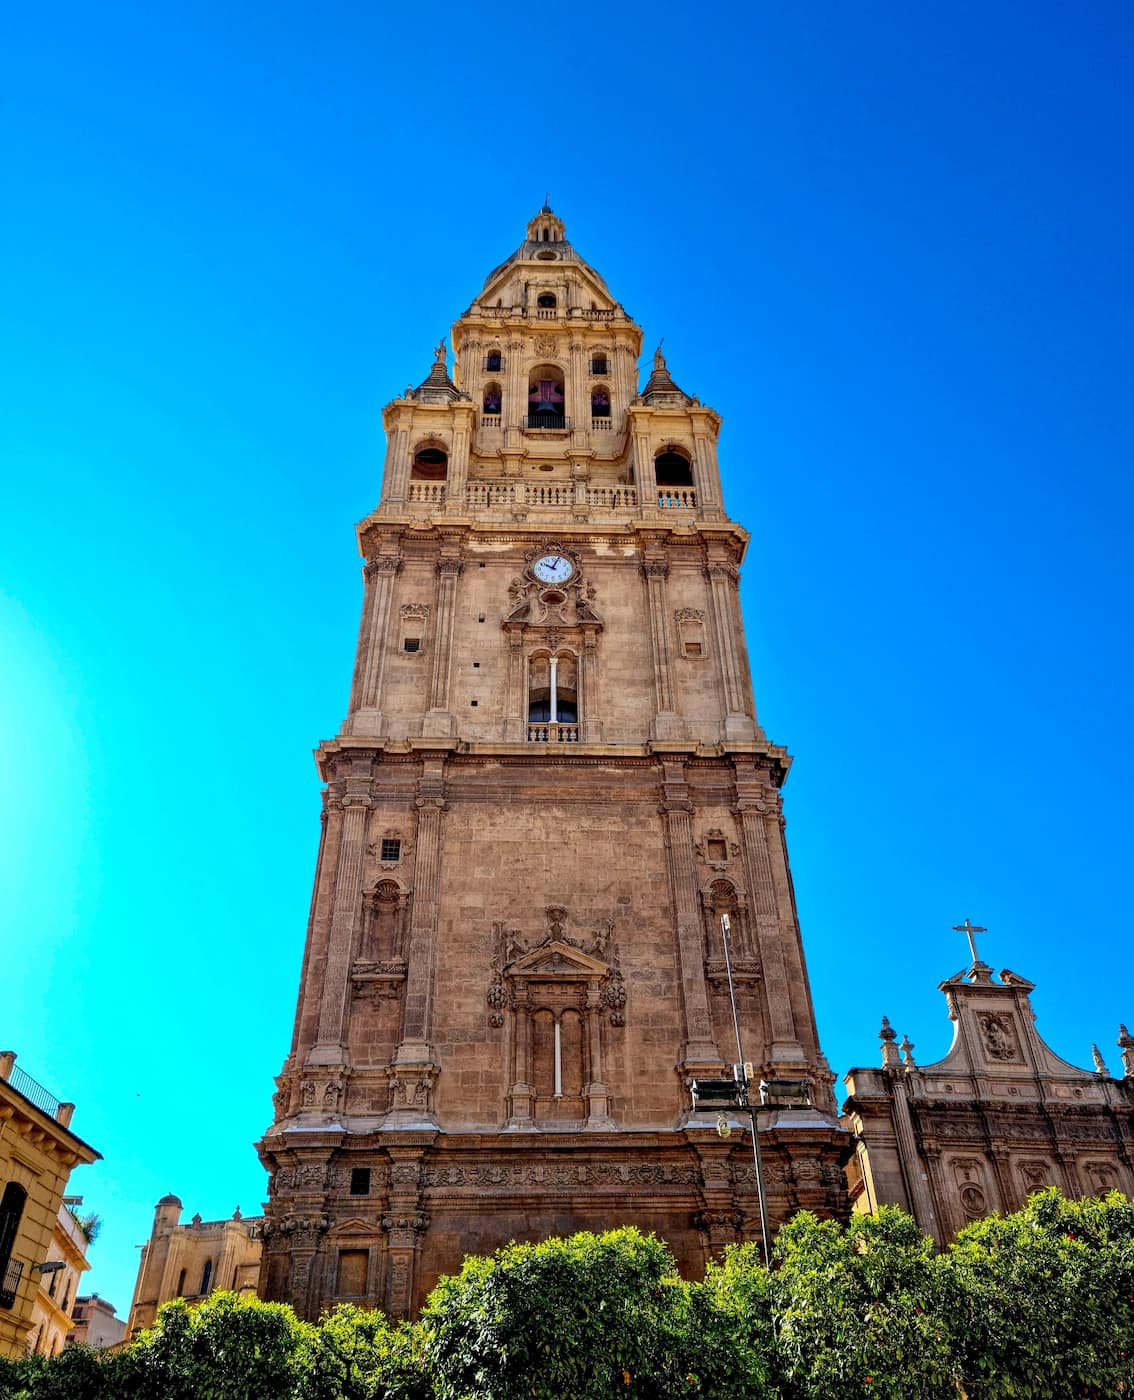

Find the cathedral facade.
xmin=256 ymin=207 xmax=850 ymax=1319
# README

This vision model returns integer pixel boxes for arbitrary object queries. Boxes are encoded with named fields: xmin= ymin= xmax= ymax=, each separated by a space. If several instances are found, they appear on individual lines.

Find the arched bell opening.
xmin=410 ymin=443 xmax=448 ymax=481
xmin=482 ymin=382 xmax=503 ymax=415
xmin=590 ymin=385 xmax=611 ymax=419
xmin=536 ymin=290 xmax=557 ymax=305
xmin=654 ymin=448 xmax=694 ymax=487
xmin=527 ymin=364 xmax=566 ymax=428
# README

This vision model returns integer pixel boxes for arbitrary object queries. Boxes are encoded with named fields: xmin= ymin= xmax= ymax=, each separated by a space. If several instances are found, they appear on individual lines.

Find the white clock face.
xmin=533 ymin=554 xmax=574 ymax=585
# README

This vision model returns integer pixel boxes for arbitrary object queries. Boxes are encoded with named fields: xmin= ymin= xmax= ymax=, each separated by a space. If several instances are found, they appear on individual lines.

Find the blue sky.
xmin=2 ymin=2 xmax=1132 ymax=1315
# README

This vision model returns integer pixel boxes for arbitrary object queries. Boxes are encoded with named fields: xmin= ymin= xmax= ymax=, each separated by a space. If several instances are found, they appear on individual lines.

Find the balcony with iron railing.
xmin=521 ymin=415 xmax=571 ymax=432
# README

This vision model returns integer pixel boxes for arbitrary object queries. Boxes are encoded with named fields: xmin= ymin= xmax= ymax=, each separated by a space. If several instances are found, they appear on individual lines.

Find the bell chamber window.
xmin=484 ymin=349 xmax=503 ymax=372
xmin=410 ymin=443 xmax=448 ymax=481
xmin=590 ymin=386 xmax=611 ymax=419
xmin=527 ymin=365 xmax=566 ymax=428
xmin=482 ymin=382 xmax=502 ymax=415
xmin=537 ymin=291 xmax=557 ymax=306
xmin=590 ymin=352 xmax=610 ymax=375
xmin=654 ymin=448 xmax=694 ymax=486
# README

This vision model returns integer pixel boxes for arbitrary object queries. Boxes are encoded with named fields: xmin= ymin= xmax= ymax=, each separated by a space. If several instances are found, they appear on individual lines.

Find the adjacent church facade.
xmin=256 ymin=207 xmax=851 ymax=1319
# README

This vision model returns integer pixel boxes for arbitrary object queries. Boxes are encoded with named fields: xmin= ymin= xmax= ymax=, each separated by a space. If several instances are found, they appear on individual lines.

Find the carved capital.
xmin=366 ymin=556 xmax=402 ymax=577
xmin=641 ymin=560 xmax=669 ymax=579
xmin=436 ymin=558 xmax=464 ymax=578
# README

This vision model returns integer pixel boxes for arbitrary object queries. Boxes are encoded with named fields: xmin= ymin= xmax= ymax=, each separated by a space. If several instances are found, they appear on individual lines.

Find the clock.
xmin=532 ymin=554 xmax=574 ymax=585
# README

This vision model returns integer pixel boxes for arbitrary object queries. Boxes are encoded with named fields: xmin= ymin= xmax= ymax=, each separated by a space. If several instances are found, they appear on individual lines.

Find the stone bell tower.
xmin=257 ymin=205 xmax=850 ymax=1318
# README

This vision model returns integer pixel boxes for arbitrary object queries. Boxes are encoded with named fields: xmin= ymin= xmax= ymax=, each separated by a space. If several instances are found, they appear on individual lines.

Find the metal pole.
xmin=721 ymin=913 xmax=772 ymax=1268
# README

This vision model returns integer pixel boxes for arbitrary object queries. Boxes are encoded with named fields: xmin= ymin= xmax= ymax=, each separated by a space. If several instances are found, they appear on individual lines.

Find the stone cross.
xmin=952 ymin=918 xmax=988 ymax=963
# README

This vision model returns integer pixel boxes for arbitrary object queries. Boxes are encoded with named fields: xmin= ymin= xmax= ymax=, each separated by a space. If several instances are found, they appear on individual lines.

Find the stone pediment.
xmin=508 ymin=940 xmax=609 ymax=980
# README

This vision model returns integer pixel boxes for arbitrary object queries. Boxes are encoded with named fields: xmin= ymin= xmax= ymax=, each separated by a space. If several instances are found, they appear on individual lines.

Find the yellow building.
xmin=0 ymin=1049 xmax=99 ymax=1359
xmin=127 ymin=1195 xmax=262 ymax=1336
xmin=26 ymin=1201 xmax=90 ymax=1357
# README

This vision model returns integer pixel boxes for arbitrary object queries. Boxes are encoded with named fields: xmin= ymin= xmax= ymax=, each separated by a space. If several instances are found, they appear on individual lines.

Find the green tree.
xmin=301 ymin=1304 xmax=431 ymax=1400
xmin=127 ymin=1289 xmax=317 ymax=1400
xmin=768 ymin=1207 xmax=957 ymax=1400
xmin=945 ymin=1187 xmax=1134 ymax=1399
xmin=422 ymin=1226 xmax=703 ymax=1400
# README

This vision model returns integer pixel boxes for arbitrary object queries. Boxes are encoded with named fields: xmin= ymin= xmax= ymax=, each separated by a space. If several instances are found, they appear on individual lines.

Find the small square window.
xmin=473 ymin=661 xmax=480 ymax=668
xmin=470 ymin=699 xmax=478 ymax=707
xmin=479 ymin=562 xmax=486 ymax=568
xmin=684 ymin=641 xmax=703 ymax=657
xmin=403 ymin=638 xmax=420 ymax=653
xmin=350 ymin=1167 xmax=371 ymax=1196
xmin=478 ymin=614 xmax=485 ymax=623
xmin=380 ymin=839 xmax=401 ymax=863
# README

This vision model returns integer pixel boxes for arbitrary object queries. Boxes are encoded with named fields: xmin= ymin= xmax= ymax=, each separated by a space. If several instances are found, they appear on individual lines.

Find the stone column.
xmin=382 ymin=413 xmax=412 ymax=506
xmin=309 ymin=793 xmax=371 ymax=1066
xmin=659 ymin=761 xmax=720 ymax=1069
xmin=381 ymin=1150 xmax=428 ymax=1320
xmin=642 ymin=553 xmax=682 ymax=740
xmin=507 ymin=980 xmax=534 ymax=1124
xmin=705 ymin=561 xmax=754 ymax=741
xmin=283 ymin=1215 xmax=328 ymax=1321
xmin=568 ymin=335 xmax=586 ymax=430
xmin=445 ymin=403 xmax=475 ymax=514
xmin=397 ymin=763 xmax=446 ymax=1068
xmin=423 ymin=555 xmax=462 ymax=737
xmin=886 ymin=1071 xmax=941 ymax=1239
xmin=689 ymin=417 xmax=720 ymax=516
xmin=732 ymin=795 xmax=801 ymax=1063
xmin=504 ymin=630 xmax=526 ymax=741
xmin=350 ymin=556 xmax=401 ymax=736
xmin=584 ymin=985 xmax=613 ymax=1127
xmin=633 ymin=424 xmax=655 ymax=514
xmin=579 ymin=628 xmax=601 ymax=741
xmin=505 ymin=336 xmax=525 ymax=436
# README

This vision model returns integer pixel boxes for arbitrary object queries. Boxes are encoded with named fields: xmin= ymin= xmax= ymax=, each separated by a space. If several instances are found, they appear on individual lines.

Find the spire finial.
xmin=653 ymin=340 xmax=666 ymax=369
xmin=434 ymin=338 xmax=447 ymax=364
xmin=1118 ymin=1024 xmax=1134 ymax=1079
xmin=899 ymin=1033 xmax=917 ymax=1068
xmin=1091 ymin=1044 xmax=1109 ymax=1076
xmin=879 ymin=1016 xmax=901 ymax=1068
xmin=952 ymin=917 xmax=987 ymax=963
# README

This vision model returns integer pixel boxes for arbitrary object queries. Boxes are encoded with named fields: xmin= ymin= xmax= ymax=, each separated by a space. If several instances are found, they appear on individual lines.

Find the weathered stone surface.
xmin=257 ymin=208 xmax=850 ymax=1319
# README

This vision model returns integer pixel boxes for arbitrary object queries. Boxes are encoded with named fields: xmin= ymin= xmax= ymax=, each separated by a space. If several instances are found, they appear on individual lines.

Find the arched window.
xmin=590 ymin=352 xmax=609 ymax=375
xmin=485 ymin=349 xmax=503 ymax=372
xmin=537 ymin=292 xmax=556 ymax=308
xmin=200 ymin=1259 xmax=213 ymax=1296
xmin=410 ymin=444 xmax=448 ymax=481
xmin=654 ymin=449 xmax=694 ymax=487
xmin=482 ymin=382 xmax=502 ymax=415
xmin=527 ymin=365 xmax=565 ymax=428
xmin=527 ymin=652 xmax=578 ymax=734
xmin=0 ymin=1182 xmax=27 ymax=1283
xmin=363 ymin=880 xmax=405 ymax=961
xmin=590 ymin=387 xmax=611 ymax=419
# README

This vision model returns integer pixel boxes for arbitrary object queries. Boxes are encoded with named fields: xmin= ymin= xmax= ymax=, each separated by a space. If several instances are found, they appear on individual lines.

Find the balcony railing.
xmin=7 ymin=1063 xmax=62 ymax=1120
xmin=407 ymin=481 xmax=445 ymax=504
xmin=521 ymin=415 xmax=571 ymax=431
xmin=480 ymin=415 xmax=502 ymax=429
xmin=527 ymin=722 xmax=580 ymax=743
xmin=591 ymin=418 xmax=612 ymax=430
xmin=535 ymin=308 xmax=558 ymax=320
xmin=0 ymin=1260 xmax=23 ymax=1309
xmin=408 ymin=481 xmax=642 ymax=512
xmin=657 ymin=487 xmax=698 ymax=509
xmin=589 ymin=362 xmax=610 ymax=375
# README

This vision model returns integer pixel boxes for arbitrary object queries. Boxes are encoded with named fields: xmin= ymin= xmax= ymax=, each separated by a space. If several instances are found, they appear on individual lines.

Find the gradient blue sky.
xmin=3 ymin=2 xmax=1132 ymax=1316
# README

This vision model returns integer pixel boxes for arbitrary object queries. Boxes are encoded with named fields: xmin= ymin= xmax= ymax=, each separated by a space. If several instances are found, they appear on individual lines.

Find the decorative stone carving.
xmin=978 ymin=1012 xmax=1020 ymax=1061
xmin=399 ymin=603 xmax=431 ymax=621
xmin=674 ymin=608 xmax=706 ymax=623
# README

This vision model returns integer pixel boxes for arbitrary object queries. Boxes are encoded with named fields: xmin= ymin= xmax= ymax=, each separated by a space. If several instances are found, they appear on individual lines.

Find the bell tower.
xmin=257 ymin=207 xmax=850 ymax=1318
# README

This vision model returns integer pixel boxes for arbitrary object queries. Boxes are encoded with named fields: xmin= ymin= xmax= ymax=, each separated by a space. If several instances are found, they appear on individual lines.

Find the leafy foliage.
xmin=943 ymin=1187 xmax=1134 ymax=1399
xmin=768 ymin=1207 xmax=957 ymax=1400
xmin=4 ymin=1194 xmax=1133 ymax=1398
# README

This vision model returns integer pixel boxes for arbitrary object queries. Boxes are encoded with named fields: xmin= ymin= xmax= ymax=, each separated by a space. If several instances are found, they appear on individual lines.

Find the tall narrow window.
xmin=0 ymin=1182 xmax=27 ymax=1290
xmin=485 ymin=350 xmax=503 ymax=372
xmin=482 ymin=382 xmax=502 ymax=415
xmin=176 ymin=1268 xmax=186 ymax=1297
xmin=200 ymin=1259 xmax=212 ymax=1296
xmin=590 ymin=387 xmax=611 ymax=419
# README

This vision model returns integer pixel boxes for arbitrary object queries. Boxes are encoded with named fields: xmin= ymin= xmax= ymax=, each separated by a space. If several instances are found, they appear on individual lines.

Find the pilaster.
xmin=309 ymin=788 xmax=372 ymax=1067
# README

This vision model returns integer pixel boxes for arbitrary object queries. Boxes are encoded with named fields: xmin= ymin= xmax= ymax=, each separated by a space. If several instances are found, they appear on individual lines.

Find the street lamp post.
xmin=690 ymin=914 xmax=812 ymax=1270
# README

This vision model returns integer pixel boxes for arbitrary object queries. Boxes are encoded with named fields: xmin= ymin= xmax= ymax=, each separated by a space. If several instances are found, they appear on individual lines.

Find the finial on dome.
xmin=653 ymin=341 xmax=666 ymax=369
xmin=434 ymin=338 xmax=447 ymax=364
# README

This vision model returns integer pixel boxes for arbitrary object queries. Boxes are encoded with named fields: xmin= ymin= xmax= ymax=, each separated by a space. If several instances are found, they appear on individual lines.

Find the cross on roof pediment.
xmin=508 ymin=940 xmax=609 ymax=979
